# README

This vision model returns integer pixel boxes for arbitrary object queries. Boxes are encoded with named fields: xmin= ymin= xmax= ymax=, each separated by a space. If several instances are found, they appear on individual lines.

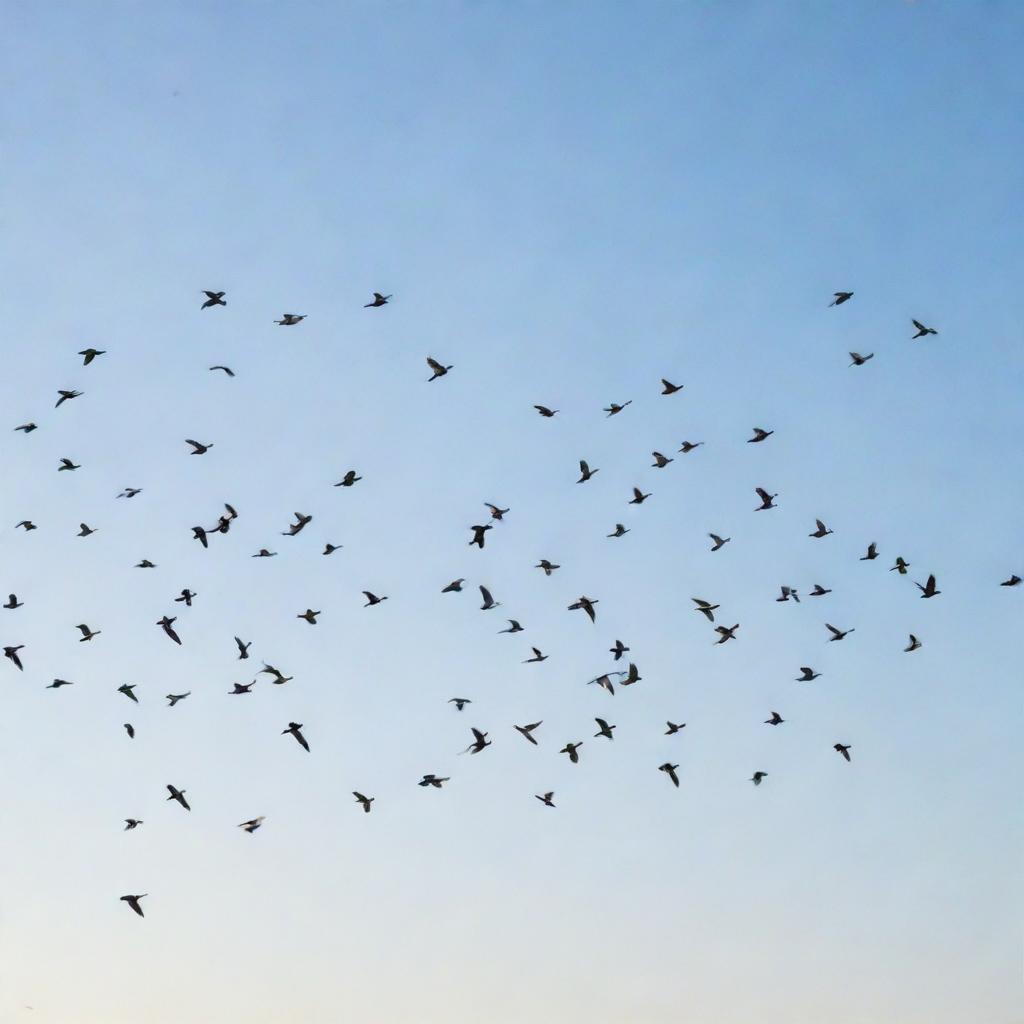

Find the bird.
xmin=891 ymin=557 xmax=910 ymax=575
xmin=234 ymin=636 xmax=251 ymax=659
xmin=175 ymin=589 xmax=196 ymax=607
xmin=560 ymin=742 xmax=582 ymax=764
xmin=629 ymin=487 xmax=651 ymax=505
xmin=118 ymin=683 xmax=138 ymax=702
xmin=750 ymin=772 xmax=768 ymax=786
xmin=678 ymin=440 xmax=704 ymax=454
xmin=478 ymin=585 xmax=500 ymax=610
xmin=568 ymin=596 xmax=598 ymax=622
xmin=834 ymin=743 xmax=852 ymax=762
xmin=1001 ymin=575 xmax=1021 ymax=587
xmin=754 ymin=487 xmax=777 ymax=510
xmin=577 ymin=460 xmax=599 ymax=482
xmin=79 ymin=348 xmax=105 ymax=365
xmin=588 ymin=674 xmax=616 ymax=696
xmin=418 ymin=775 xmax=449 ymax=788
xmin=604 ymin=400 xmax=632 ymax=416
xmin=708 ymin=533 xmax=731 ymax=551
xmin=764 ymin=711 xmax=784 ymax=725
xmin=524 ymin=647 xmax=547 ymax=663
xmin=239 ymin=817 xmax=265 ymax=833
xmin=442 ymin=578 xmax=465 ymax=593
xmin=825 ymin=623 xmax=854 ymax=642
xmin=660 ymin=379 xmax=683 ymax=395
xmin=282 ymin=722 xmax=310 ymax=752
xmin=297 ymin=608 xmax=320 ymax=624
xmin=14 ymin=422 xmax=37 ymax=433
xmin=830 ymin=292 xmax=854 ymax=306
xmin=57 ymin=457 xmax=80 ymax=471
xmin=626 ymin=662 xmax=645 ymax=687
xmin=469 ymin=524 xmax=492 ymax=548
xmin=651 ymin=451 xmax=674 ymax=468
xmin=860 ymin=542 xmax=879 ymax=561
xmin=364 ymin=292 xmax=391 ymax=307
xmin=229 ymin=681 xmax=255 ymax=695
xmin=282 ymin=512 xmax=313 ymax=536
xmin=904 ymin=634 xmax=922 ymax=652
xmin=849 ymin=351 xmax=874 ymax=366
xmin=120 ymin=894 xmax=147 ymax=918
xmin=118 ymin=487 xmax=142 ymax=499
xmin=4 ymin=646 xmax=25 ymax=670
xmin=796 ymin=666 xmax=821 ymax=681
xmin=124 ymin=818 xmax=142 ymax=830
xmin=810 ymin=519 xmax=833 ymax=538
xmin=659 ymin=763 xmax=680 ymax=787
xmin=448 ymin=698 xmax=471 ymax=711
xmin=535 ymin=792 xmax=556 ymax=807
xmin=810 ymin=583 xmax=832 ymax=596
xmin=323 ymin=543 xmax=342 ymax=555
xmin=4 ymin=594 xmax=23 ymax=609
xmin=201 ymin=290 xmax=226 ymax=308
xmin=77 ymin=523 xmax=96 ymax=537
xmin=610 ymin=639 xmax=629 ymax=660
xmin=911 ymin=319 xmax=937 ymax=339
xmin=714 ymin=624 xmax=739 ymax=644
xmin=665 ymin=721 xmax=686 ymax=735
xmin=535 ymin=559 xmax=560 ymax=576
xmin=48 ymin=678 xmax=73 ymax=689
xmin=166 ymin=785 xmax=190 ymax=810
xmin=426 ymin=356 xmax=453 ymax=381
xmin=692 ymin=597 xmax=719 ymax=622
xmin=499 ymin=620 xmax=524 ymax=634
xmin=157 ymin=616 xmax=181 ymax=645
xmin=165 ymin=692 xmax=191 ymax=707
xmin=593 ymin=718 xmax=616 ymax=740
xmin=534 ymin=405 xmax=558 ymax=417
xmin=748 ymin=427 xmax=773 ymax=443
xmin=515 ymin=721 xmax=542 ymax=745
xmin=274 ymin=313 xmax=306 ymax=325
xmin=259 ymin=663 xmax=293 ymax=685
xmin=15 ymin=520 xmax=37 ymax=531
xmin=252 ymin=549 xmax=276 ymax=558
xmin=915 ymin=574 xmax=940 ymax=598
xmin=362 ymin=591 xmax=388 ymax=607
xmin=607 ymin=523 xmax=629 ymax=538
xmin=209 ymin=365 xmax=235 ymax=376
xmin=484 ymin=502 xmax=509 ymax=521
xmin=55 ymin=389 xmax=82 ymax=408
xmin=192 ymin=526 xmax=208 ymax=549
xmin=353 ymin=792 xmax=374 ymax=813
xmin=335 ymin=470 xmax=362 ymax=487
xmin=76 ymin=623 xmax=101 ymax=641
xmin=776 ymin=586 xmax=799 ymax=603
xmin=185 ymin=439 xmax=213 ymax=455
xmin=462 ymin=728 xmax=491 ymax=754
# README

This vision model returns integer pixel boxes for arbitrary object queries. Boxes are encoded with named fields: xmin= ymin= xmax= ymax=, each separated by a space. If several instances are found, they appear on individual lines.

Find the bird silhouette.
xmin=915 ymin=574 xmax=940 ymax=598
xmin=748 ymin=427 xmax=773 ymax=443
xmin=157 ymin=616 xmax=181 ymax=645
xmin=764 ymin=711 xmax=784 ymax=725
xmin=796 ymin=666 xmax=820 ymax=682
xmin=810 ymin=519 xmax=833 ymax=538
xmin=442 ymin=578 xmax=465 ymax=593
xmin=462 ymin=728 xmax=491 ymax=754
xmin=185 ymin=439 xmax=213 ymax=455
xmin=418 ymin=774 xmax=449 ymax=788
xmin=362 ymin=591 xmax=389 ymax=607
xmin=165 ymin=692 xmax=191 ymax=707
xmin=120 ymin=894 xmax=147 ymax=917
xmin=166 ymin=785 xmax=190 ymax=810
xmin=448 ymin=698 xmax=472 ymax=711
xmin=594 ymin=718 xmax=616 ymax=740
xmin=911 ymin=319 xmax=937 ymax=339
xmin=568 ymin=596 xmax=598 ymax=622
xmin=4 ymin=646 xmax=25 ymax=670
xmin=76 ymin=623 xmax=101 ymax=641
xmin=234 ymin=636 xmax=251 ymax=659
xmin=904 ymin=634 xmax=922 ymax=652
xmin=534 ymin=405 xmax=558 ymax=417
xmin=353 ymin=792 xmax=374 ymax=813
xmin=692 ymin=597 xmax=718 ymax=622
xmin=604 ymin=400 xmax=632 ymax=416
xmin=282 ymin=722 xmax=310 ymax=751
xmin=209 ymin=365 xmax=235 ymax=376
xmin=478 ymin=585 xmax=500 ymax=610
xmin=849 ymin=351 xmax=874 ymax=366
xmin=535 ymin=792 xmax=556 ymax=807
xmin=750 ymin=772 xmax=768 ymax=786
xmin=239 ymin=817 xmax=265 ymax=833
xmin=426 ymin=357 xmax=453 ymax=381
xmin=754 ymin=487 xmax=777 ymax=510
xmin=4 ymin=594 xmax=23 ymax=609
xmin=560 ymin=742 xmax=582 ymax=764
xmin=275 ymin=313 xmax=306 ymax=325
xmin=535 ymin=560 xmax=559 ymax=576
xmin=364 ymin=292 xmax=391 ymax=307
xmin=469 ymin=524 xmax=492 ymax=548
xmin=55 ymin=389 xmax=82 ymax=408
xmin=515 ymin=721 xmax=542 ymax=745
xmin=834 ymin=743 xmax=852 ymax=762
xmin=830 ymin=292 xmax=854 ymax=306
xmin=860 ymin=542 xmax=879 ymax=561
xmin=524 ymin=647 xmax=547 ymax=663
xmin=201 ymin=290 xmax=226 ymax=308
xmin=609 ymin=639 xmax=629 ymax=660
xmin=659 ymin=763 xmax=680 ymax=787
xmin=660 ymin=379 xmax=683 ymax=395
xmin=708 ymin=533 xmax=731 ymax=551
xmin=577 ymin=460 xmax=599 ymax=483
xmin=335 ymin=470 xmax=362 ymax=487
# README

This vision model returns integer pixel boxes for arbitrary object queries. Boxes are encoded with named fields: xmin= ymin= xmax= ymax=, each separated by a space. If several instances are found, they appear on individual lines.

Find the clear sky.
xmin=1 ymin=2 xmax=1021 ymax=1022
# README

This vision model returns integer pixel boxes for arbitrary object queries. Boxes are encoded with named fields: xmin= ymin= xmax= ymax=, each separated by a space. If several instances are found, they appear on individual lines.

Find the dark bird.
xmin=426 ymin=356 xmax=453 ymax=381
xmin=764 ymin=711 xmax=784 ymax=725
xmin=165 ymin=692 xmax=190 ymax=707
xmin=594 ymin=718 xmax=616 ymax=740
xmin=478 ymin=585 xmax=500 ymax=610
xmin=891 ymin=557 xmax=910 ymax=575
xmin=353 ymin=792 xmax=374 ymax=813
xmin=201 ymin=290 xmax=226 ymax=309
xmin=750 ymin=772 xmax=768 ymax=786
xmin=748 ymin=427 xmax=773 ymax=443
xmin=418 ymin=774 xmax=449 ymax=788
xmin=364 ymin=292 xmax=391 ymax=307
xmin=776 ymin=586 xmax=800 ymax=603
xmin=166 ymin=785 xmax=190 ymax=810
xmin=692 ymin=597 xmax=718 ymax=622
xmin=826 ymin=623 xmax=854 ymax=641
xmin=499 ymin=619 xmax=524 ymax=634
xmin=234 ymin=636 xmax=251 ymax=659
xmin=209 ymin=365 xmax=235 ymax=376
xmin=252 ymin=549 xmax=277 ymax=558
xmin=849 ymin=351 xmax=874 ymax=366
xmin=708 ymin=533 xmax=731 ymax=551
xmin=830 ymin=292 xmax=854 ymax=306
xmin=55 ymin=389 xmax=82 ymax=408
xmin=78 ymin=523 xmax=96 ymax=537
xmin=448 ymin=698 xmax=471 ymax=711
xmin=14 ymin=422 xmax=37 ymax=433
xmin=484 ymin=502 xmax=509 ymax=521
xmin=659 ymin=763 xmax=680 ymax=787
xmin=48 ymin=678 xmax=73 ymax=689
xmin=660 ymin=379 xmax=683 ymax=395
xmin=577 ymin=460 xmax=599 ymax=483
xmin=76 ymin=623 xmax=101 ymax=641
xmin=175 ymin=589 xmax=196 ymax=607
xmin=260 ymin=663 xmax=293 ymax=685
xmin=588 ymin=674 xmax=616 ymax=696
xmin=124 ymin=818 xmax=142 ymax=829
xmin=282 ymin=722 xmax=310 ymax=751
xmin=239 ymin=817 xmax=265 ymax=833
xmin=714 ymin=624 xmax=739 ymax=645
xmin=335 ymin=470 xmax=362 ymax=487
xmin=282 ymin=512 xmax=313 ymax=536
xmin=274 ymin=313 xmax=306 ymax=325
xmin=4 ymin=646 xmax=25 ymax=670
xmin=915 ymin=574 xmax=940 ymax=598
xmin=904 ymin=634 xmax=922 ymax=653
xmin=362 ymin=591 xmax=388 ymax=607
xmin=515 ymin=721 xmax=542 ymax=745
xmin=442 ymin=578 xmax=465 ymax=593
xmin=535 ymin=560 xmax=559 ymax=576
xmin=534 ymin=405 xmax=558 ymax=417
xmin=810 ymin=519 xmax=833 ymax=538
xmin=185 ymin=439 xmax=213 ymax=455
xmin=58 ymin=457 xmax=80 ymax=471
xmin=535 ymin=792 xmax=556 ymax=807
xmin=560 ymin=742 xmax=582 ymax=764
xmin=4 ymin=594 xmax=23 ymax=609
xmin=678 ymin=440 xmax=704 ymax=454
xmin=120 ymin=894 xmax=147 ymax=918
xmin=469 ymin=524 xmax=492 ymax=548
xmin=462 ymin=727 xmax=491 ymax=754
xmin=118 ymin=487 xmax=142 ymax=499
xmin=297 ymin=608 xmax=320 ymax=624
xmin=754 ymin=487 xmax=777 ymax=510
xmin=860 ymin=542 xmax=879 ymax=561
xmin=118 ymin=683 xmax=138 ymax=702
xmin=568 ymin=596 xmax=598 ymax=622
xmin=524 ymin=647 xmax=547 ymax=663
xmin=810 ymin=583 xmax=832 ymax=596
xmin=229 ymin=681 xmax=254 ymax=694
xmin=834 ymin=743 xmax=852 ymax=762
xmin=911 ymin=319 xmax=937 ymax=339
xmin=624 ymin=662 xmax=643 ymax=687
xmin=629 ymin=487 xmax=651 ymax=505
xmin=607 ymin=523 xmax=629 ymax=538
xmin=665 ymin=721 xmax=686 ymax=735
xmin=796 ymin=666 xmax=820 ymax=682
xmin=79 ymin=348 xmax=105 ymax=365
xmin=604 ymin=400 xmax=632 ymax=416
xmin=16 ymin=520 xmax=37 ymax=531
xmin=192 ymin=526 xmax=208 ymax=549
xmin=323 ymin=543 xmax=342 ymax=555
xmin=610 ymin=639 xmax=629 ymax=661
xmin=1001 ymin=575 xmax=1021 ymax=587
xmin=157 ymin=615 xmax=181 ymax=645
xmin=135 ymin=559 xmax=156 ymax=569
xmin=651 ymin=451 xmax=674 ymax=468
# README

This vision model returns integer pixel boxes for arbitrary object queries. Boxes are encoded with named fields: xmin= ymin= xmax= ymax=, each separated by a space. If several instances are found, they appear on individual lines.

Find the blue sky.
xmin=1 ymin=2 xmax=1021 ymax=1021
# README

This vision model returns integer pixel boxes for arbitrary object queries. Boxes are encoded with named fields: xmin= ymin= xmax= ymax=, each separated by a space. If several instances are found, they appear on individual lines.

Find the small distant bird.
xmin=260 ymin=663 xmax=293 ymax=685
xmin=239 ymin=817 xmax=265 ymax=833
xmin=834 ymin=743 xmax=852 ymax=762
xmin=594 ymin=718 xmax=616 ymax=740
xmin=692 ymin=597 xmax=719 ymax=622
xmin=274 ymin=313 xmax=306 ymax=325
xmin=120 ymin=894 xmax=147 ymax=918
xmin=891 ymin=557 xmax=910 ymax=574
xmin=678 ymin=440 xmax=703 ymax=454
xmin=534 ymin=405 xmax=558 ymax=417
xmin=192 ymin=526 xmax=208 ymax=548
xmin=659 ymin=763 xmax=680 ymax=787
xmin=418 ymin=774 xmax=449 ymax=788
xmin=588 ymin=674 xmax=615 ymax=696
xmin=665 ymin=721 xmax=686 ymax=735
xmin=748 ymin=427 xmax=773 ymax=443
xmin=166 ymin=785 xmax=190 ymax=810
xmin=297 ymin=608 xmax=320 ymax=624
xmin=353 ymin=792 xmax=374 ymax=813
xmin=765 ymin=711 xmax=784 ymax=725
xmin=201 ymin=290 xmax=226 ymax=308
xmin=165 ymin=692 xmax=190 ymax=707
xmin=568 ymin=596 xmax=598 ymax=622
xmin=58 ymin=457 xmax=80 ymax=471
xmin=915 ymin=574 xmax=940 ymax=598
xmin=524 ymin=647 xmax=547 ymax=663
xmin=364 ymin=292 xmax=391 ymax=307
xmin=515 ymin=721 xmax=542 ymax=745
xmin=235 ymin=637 xmax=251 ymax=659
xmin=323 ymin=543 xmax=342 ymax=555
xmin=185 ymin=439 xmax=213 ymax=455
xmin=362 ymin=591 xmax=388 ymax=607
xmin=449 ymin=698 xmax=472 ymax=711
xmin=629 ymin=487 xmax=651 ymax=505
xmin=442 ymin=578 xmax=465 ymax=593
xmin=55 ymin=389 xmax=82 ymax=408
xmin=14 ymin=422 xmax=37 ymax=433
xmin=610 ymin=639 xmax=629 ymax=660
xmin=15 ymin=520 xmax=37 ymax=531
xmin=911 ymin=319 xmax=937 ymax=339
xmin=810 ymin=519 xmax=833 ymax=538
xmin=426 ymin=356 xmax=453 ymax=381
xmin=499 ymin=620 xmax=524 ymax=634
xmin=209 ymin=365 xmax=235 ymax=376
xmin=607 ymin=523 xmax=629 ymax=538
xmin=776 ymin=586 xmax=799 ymax=603
xmin=1001 ymin=575 xmax=1021 ymax=587
xmin=577 ymin=459 xmax=599 ymax=483
xmin=904 ymin=634 xmax=922 ymax=652
xmin=462 ymin=728 xmax=491 ymax=754
xmin=282 ymin=512 xmax=313 ymax=536
xmin=660 ymin=379 xmax=683 ymax=395
xmin=651 ymin=451 xmax=674 ymax=468
xmin=79 ymin=348 xmax=105 ymax=365
xmin=78 ymin=523 xmax=96 ymax=537
xmin=750 ymin=772 xmax=768 ymax=786
xmin=535 ymin=559 xmax=559 ymax=576
xmin=118 ymin=683 xmax=138 ymax=702
xmin=4 ymin=594 xmax=23 ymax=609
xmin=124 ymin=818 xmax=142 ymax=829
xmin=754 ymin=487 xmax=777 ymax=510
xmin=48 ymin=678 xmax=73 ymax=689
xmin=335 ymin=470 xmax=361 ymax=487
xmin=157 ymin=615 xmax=181 ymax=645
xmin=478 ymin=585 xmax=500 ymax=610
xmin=708 ymin=533 xmax=731 ymax=551
xmin=252 ymin=549 xmax=277 ymax=558
xmin=714 ymin=624 xmax=739 ymax=644
xmin=560 ymin=742 xmax=582 ymax=764
xmin=849 ymin=351 xmax=874 ymax=366
xmin=4 ymin=646 xmax=25 ymax=670
xmin=796 ymin=666 xmax=820 ymax=681
xmin=604 ymin=400 xmax=632 ymax=416
xmin=175 ymin=589 xmax=196 ymax=607
xmin=76 ymin=623 xmax=101 ymax=641
xmin=830 ymin=292 xmax=854 ymax=306
xmin=535 ymin=792 xmax=556 ymax=807
xmin=860 ymin=542 xmax=879 ymax=561
xmin=622 ymin=662 xmax=642 ymax=686
xmin=118 ymin=487 xmax=142 ymax=499
xmin=282 ymin=722 xmax=310 ymax=752
xmin=484 ymin=502 xmax=509 ymax=521
xmin=469 ymin=524 xmax=492 ymax=548
xmin=826 ymin=623 xmax=854 ymax=642
xmin=810 ymin=583 xmax=831 ymax=596
xmin=229 ymin=681 xmax=254 ymax=694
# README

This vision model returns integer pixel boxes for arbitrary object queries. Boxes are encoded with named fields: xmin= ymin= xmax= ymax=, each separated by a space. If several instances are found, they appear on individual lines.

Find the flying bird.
xmin=660 ymin=379 xmax=683 ymax=395
xmin=750 ymin=772 xmax=768 ymax=786
xmin=484 ymin=503 xmax=509 ymax=521
xmin=610 ymin=639 xmax=629 ymax=660
xmin=209 ymin=365 xmax=235 ymax=376
xmin=764 ymin=711 xmax=784 ymax=725
xmin=118 ymin=683 xmax=138 ymax=702
xmin=323 ymin=543 xmax=342 ymax=555
xmin=1001 ymin=575 xmax=1021 ymax=587
xmin=478 ymin=585 xmax=500 ymax=610
xmin=4 ymin=594 xmax=23 ymax=609
xmin=714 ymin=624 xmax=739 ymax=644
xmin=810 ymin=583 xmax=832 ymax=596
xmin=708 ymin=533 xmax=731 ymax=551
xmin=830 ymin=292 xmax=854 ymax=306
xmin=418 ymin=775 xmax=449 ymax=788
xmin=235 ymin=637 xmax=251 ymax=659
xmin=678 ymin=440 xmax=704 ymax=454
xmin=651 ymin=451 xmax=673 ymax=468
xmin=825 ymin=623 xmax=854 ymax=641
xmin=588 ymin=674 xmax=615 ymax=696
xmin=534 ymin=405 xmax=558 ymax=417
xmin=535 ymin=559 xmax=559 ymax=576
xmin=297 ymin=608 xmax=321 ymax=624
xmin=593 ymin=718 xmax=616 ymax=740
xmin=515 ymin=721 xmax=542 ymax=745
xmin=692 ymin=597 xmax=718 ymax=622
xmin=15 ymin=520 xmax=36 ymax=531
xmin=568 ymin=596 xmax=598 ymax=622
xmin=535 ymin=792 xmax=556 ymax=807
xmin=891 ymin=557 xmax=910 ymax=575
xmin=281 ymin=512 xmax=313 ymax=537
xmin=78 ymin=523 xmax=96 ymax=536
xmin=462 ymin=728 xmax=491 ymax=754
xmin=442 ymin=578 xmax=465 ymax=593
xmin=748 ymin=427 xmax=773 ymax=443
xmin=252 ymin=549 xmax=276 ymax=558
xmin=124 ymin=818 xmax=142 ymax=829
xmin=76 ymin=623 xmax=101 ymax=641
xmin=426 ymin=357 xmax=453 ymax=381
xmin=524 ymin=647 xmax=547 ymax=663
xmin=57 ymin=457 xmax=80 ymax=471
xmin=353 ymin=792 xmax=374 ymax=813
xmin=229 ymin=681 xmax=254 ymax=694
xmin=499 ymin=619 xmax=523 ymax=634
xmin=577 ymin=460 xmax=599 ymax=482
xmin=14 ymin=422 xmax=37 ymax=433
xmin=157 ymin=616 xmax=181 ymax=645
xmin=915 ymin=574 xmax=940 ymax=598
xmin=665 ymin=721 xmax=686 ymax=735
xmin=55 ymin=389 xmax=82 ymax=408
xmin=239 ymin=817 xmax=265 ymax=833
xmin=754 ymin=487 xmax=777 ymax=510
xmin=469 ymin=524 xmax=492 ymax=548
xmin=860 ymin=542 xmax=879 ymax=561
xmin=282 ymin=722 xmax=310 ymax=751
xmin=4 ymin=646 xmax=25 ymax=670
xmin=796 ymin=666 xmax=820 ymax=682
xmin=274 ymin=313 xmax=306 ymax=325
xmin=335 ymin=470 xmax=362 ymax=487
xmin=776 ymin=586 xmax=799 ymax=603
xmin=904 ymin=634 xmax=922 ymax=652
xmin=834 ymin=743 xmax=852 ymax=762
xmin=849 ymin=351 xmax=874 ymax=366
xmin=185 ymin=439 xmax=213 ymax=455
xmin=166 ymin=785 xmax=190 ymax=810
xmin=810 ymin=519 xmax=833 ymax=538
xmin=607 ymin=523 xmax=629 ymax=538
xmin=165 ymin=692 xmax=191 ymax=706
xmin=201 ymin=290 xmax=226 ymax=308
xmin=364 ymin=292 xmax=391 ymax=307
xmin=911 ymin=319 xmax=937 ymax=339
xmin=560 ymin=742 xmax=582 ymax=764
xmin=604 ymin=400 xmax=632 ymax=416
xmin=120 ymin=894 xmax=147 ymax=918
xmin=175 ymin=589 xmax=196 ymax=607
xmin=79 ymin=348 xmax=105 ymax=365
xmin=362 ymin=591 xmax=388 ymax=607
xmin=448 ymin=698 xmax=472 ymax=711
xmin=659 ymin=763 xmax=680 ymax=787
xmin=48 ymin=678 xmax=73 ymax=689
xmin=118 ymin=487 xmax=142 ymax=499
xmin=629 ymin=487 xmax=651 ymax=505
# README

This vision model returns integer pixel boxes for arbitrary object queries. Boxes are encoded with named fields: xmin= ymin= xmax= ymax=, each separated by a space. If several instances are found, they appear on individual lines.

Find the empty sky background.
xmin=1 ymin=2 xmax=1022 ymax=1022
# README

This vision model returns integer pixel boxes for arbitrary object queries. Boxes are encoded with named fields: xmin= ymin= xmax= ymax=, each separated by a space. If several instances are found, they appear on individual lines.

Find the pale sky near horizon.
xmin=1 ymin=2 xmax=1022 ymax=1022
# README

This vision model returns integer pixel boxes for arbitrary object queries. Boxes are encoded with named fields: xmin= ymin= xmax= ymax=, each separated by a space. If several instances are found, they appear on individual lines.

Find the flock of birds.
xmin=5 ymin=289 xmax=1020 ymax=921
